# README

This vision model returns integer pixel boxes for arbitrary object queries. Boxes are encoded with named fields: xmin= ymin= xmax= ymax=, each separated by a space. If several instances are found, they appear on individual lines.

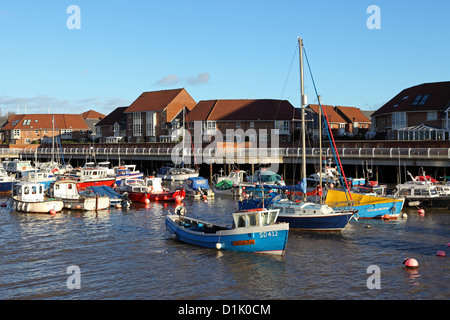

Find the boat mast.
xmin=298 ymin=37 xmax=307 ymax=202
xmin=318 ymin=95 xmax=323 ymax=204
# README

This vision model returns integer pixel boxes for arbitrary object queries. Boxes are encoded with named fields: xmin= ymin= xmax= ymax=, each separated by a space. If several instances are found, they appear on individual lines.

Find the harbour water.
xmin=0 ymin=192 xmax=448 ymax=300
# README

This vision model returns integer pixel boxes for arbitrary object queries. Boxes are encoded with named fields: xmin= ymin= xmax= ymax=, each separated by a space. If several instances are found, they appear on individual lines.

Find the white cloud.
xmin=187 ymin=73 xmax=210 ymax=85
xmin=154 ymin=73 xmax=210 ymax=87
xmin=154 ymin=74 xmax=181 ymax=86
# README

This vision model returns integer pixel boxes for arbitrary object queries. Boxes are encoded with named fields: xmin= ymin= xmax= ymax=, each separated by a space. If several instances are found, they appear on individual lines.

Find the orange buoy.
xmin=436 ymin=250 xmax=446 ymax=257
xmin=382 ymin=214 xmax=390 ymax=220
xmin=403 ymin=258 xmax=418 ymax=268
xmin=49 ymin=209 xmax=56 ymax=215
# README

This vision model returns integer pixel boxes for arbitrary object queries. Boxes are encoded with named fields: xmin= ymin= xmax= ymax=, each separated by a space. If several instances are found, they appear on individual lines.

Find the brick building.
xmin=2 ymin=114 xmax=90 ymax=145
xmin=124 ymin=88 xmax=197 ymax=142
xmin=371 ymin=82 xmax=450 ymax=140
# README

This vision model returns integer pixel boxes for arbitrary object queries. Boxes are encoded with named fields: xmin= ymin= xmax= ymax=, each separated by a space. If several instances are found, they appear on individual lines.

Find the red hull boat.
xmin=76 ymin=178 xmax=116 ymax=191
xmin=119 ymin=177 xmax=185 ymax=203
xmin=127 ymin=189 xmax=186 ymax=203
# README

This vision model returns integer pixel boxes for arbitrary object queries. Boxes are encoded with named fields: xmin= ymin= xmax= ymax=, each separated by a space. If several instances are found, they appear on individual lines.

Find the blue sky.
xmin=0 ymin=0 xmax=448 ymax=116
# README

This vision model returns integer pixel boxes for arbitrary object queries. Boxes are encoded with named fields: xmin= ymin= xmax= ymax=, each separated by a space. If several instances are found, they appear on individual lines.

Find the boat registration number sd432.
xmin=259 ymin=231 xmax=278 ymax=238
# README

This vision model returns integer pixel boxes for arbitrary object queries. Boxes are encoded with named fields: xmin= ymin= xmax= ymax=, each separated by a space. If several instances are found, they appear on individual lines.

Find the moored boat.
xmin=119 ymin=177 xmax=185 ymax=203
xmin=11 ymin=181 xmax=63 ymax=214
xmin=184 ymin=177 xmax=214 ymax=199
xmin=165 ymin=206 xmax=289 ymax=255
xmin=67 ymin=167 xmax=116 ymax=190
xmin=113 ymin=164 xmax=144 ymax=186
xmin=246 ymin=168 xmax=285 ymax=186
xmin=238 ymin=191 xmax=356 ymax=232
xmin=49 ymin=179 xmax=110 ymax=211
xmin=0 ymin=165 xmax=16 ymax=193
xmin=156 ymin=165 xmax=199 ymax=181
xmin=325 ymin=189 xmax=405 ymax=219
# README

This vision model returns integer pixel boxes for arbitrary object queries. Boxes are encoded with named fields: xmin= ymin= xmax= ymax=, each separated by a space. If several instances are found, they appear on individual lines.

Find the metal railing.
xmin=2 ymin=147 xmax=449 ymax=160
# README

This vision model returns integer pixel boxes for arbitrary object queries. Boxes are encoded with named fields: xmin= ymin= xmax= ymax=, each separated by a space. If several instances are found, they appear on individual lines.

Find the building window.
xmin=250 ymin=121 xmax=254 ymax=128
xmin=133 ymin=112 xmax=142 ymax=137
xmin=392 ymin=112 xmax=406 ymax=129
xmin=274 ymin=121 xmax=289 ymax=132
xmin=427 ymin=112 xmax=437 ymax=121
xmin=236 ymin=121 xmax=241 ymax=128
xmin=13 ymin=129 xmax=20 ymax=138
xmin=146 ymin=111 xmax=156 ymax=136
xmin=22 ymin=119 xmax=31 ymax=125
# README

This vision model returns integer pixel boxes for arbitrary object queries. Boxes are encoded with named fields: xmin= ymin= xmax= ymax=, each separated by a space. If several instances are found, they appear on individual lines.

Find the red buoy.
xmin=436 ymin=250 xmax=446 ymax=257
xmin=144 ymin=198 xmax=150 ymax=204
xmin=418 ymin=209 xmax=425 ymax=215
xmin=49 ymin=209 xmax=56 ymax=215
xmin=403 ymin=258 xmax=418 ymax=268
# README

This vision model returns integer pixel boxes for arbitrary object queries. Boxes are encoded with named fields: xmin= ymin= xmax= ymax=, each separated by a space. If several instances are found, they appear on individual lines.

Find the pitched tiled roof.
xmin=307 ymin=104 xmax=347 ymax=123
xmin=81 ymin=110 xmax=105 ymax=119
xmin=96 ymin=107 xmax=128 ymax=126
xmin=2 ymin=114 xmax=89 ymax=130
xmin=372 ymin=81 xmax=450 ymax=116
xmin=187 ymin=99 xmax=300 ymax=121
xmin=336 ymin=106 xmax=371 ymax=123
xmin=124 ymin=88 xmax=186 ymax=113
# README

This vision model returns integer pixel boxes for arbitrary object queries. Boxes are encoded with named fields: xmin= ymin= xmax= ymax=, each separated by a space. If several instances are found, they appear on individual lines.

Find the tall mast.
xmin=298 ymin=37 xmax=307 ymax=201
xmin=318 ymin=95 xmax=323 ymax=204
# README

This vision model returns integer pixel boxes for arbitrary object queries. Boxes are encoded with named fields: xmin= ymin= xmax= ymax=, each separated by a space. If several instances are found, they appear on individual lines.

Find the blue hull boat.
xmin=165 ymin=207 xmax=289 ymax=255
xmin=239 ymin=195 xmax=356 ymax=232
xmin=0 ymin=181 xmax=15 ymax=192
xmin=325 ymin=189 xmax=405 ymax=219
xmin=276 ymin=211 xmax=354 ymax=231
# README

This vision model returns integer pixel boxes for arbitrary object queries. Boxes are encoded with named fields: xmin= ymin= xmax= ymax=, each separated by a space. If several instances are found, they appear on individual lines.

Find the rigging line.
xmin=302 ymin=46 xmax=352 ymax=200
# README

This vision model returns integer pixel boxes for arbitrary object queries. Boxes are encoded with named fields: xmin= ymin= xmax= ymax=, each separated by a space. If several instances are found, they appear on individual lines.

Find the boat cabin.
xmin=396 ymin=183 xmax=439 ymax=198
xmin=21 ymin=171 xmax=55 ymax=181
xmin=13 ymin=182 xmax=45 ymax=202
xmin=232 ymin=209 xmax=279 ymax=228
xmin=121 ymin=179 xmax=146 ymax=192
xmin=145 ymin=177 xmax=164 ymax=192
xmin=97 ymin=162 xmax=115 ymax=175
xmin=6 ymin=160 xmax=33 ymax=173
xmin=79 ymin=168 xmax=109 ymax=181
xmin=52 ymin=180 xmax=80 ymax=199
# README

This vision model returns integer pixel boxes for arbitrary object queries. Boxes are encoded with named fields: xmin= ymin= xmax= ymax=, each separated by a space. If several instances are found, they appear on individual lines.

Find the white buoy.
xmin=402 ymin=212 xmax=408 ymax=218
xmin=215 ymin=243 xmax=222 ymax=250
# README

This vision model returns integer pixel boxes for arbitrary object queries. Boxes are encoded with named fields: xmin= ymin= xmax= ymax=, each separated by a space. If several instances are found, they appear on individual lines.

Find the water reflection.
xmin=1 ymin=193 xmax=449 ymax=300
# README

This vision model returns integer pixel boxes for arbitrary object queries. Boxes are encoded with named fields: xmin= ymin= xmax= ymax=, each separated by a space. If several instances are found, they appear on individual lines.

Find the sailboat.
xmin=239 ymin=37 xmax=357 ymax=231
